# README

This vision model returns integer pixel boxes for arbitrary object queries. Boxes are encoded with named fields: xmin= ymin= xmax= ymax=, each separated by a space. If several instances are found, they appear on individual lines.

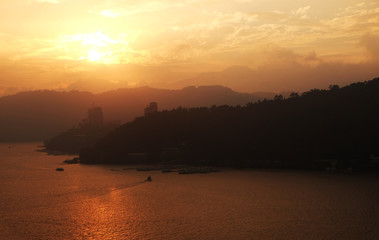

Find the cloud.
xmin=90 ymin=1 xmax=183 ymax=18
xmin=31 ymin=0 xmax=60 ymax=4
xmin=174 ymin=44 xmax=379 ymax=93
xmin=99 ymin=9 xmax=121 ymax=18
xmin=324 ymin=2 xmax=379 ymax=35
xmin=360 ymin=33 xmax=379 ymax=60
xmin=234 ymin=0 xmax=254 ymax=2
xmin=1 ymin=0 xmax=379 ymax=97
xmin=3 ymin=0 xmax=377 ymax=68
xmin=291 ymin=6 xmax=311 ymax=19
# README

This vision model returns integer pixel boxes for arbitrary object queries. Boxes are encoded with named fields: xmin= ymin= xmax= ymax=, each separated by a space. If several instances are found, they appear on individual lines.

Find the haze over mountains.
xmin=0 ymin=85 xmax=270 ymax=141
xmin=173 ymin=63 xmax=379 ymax=93
xmin=3 ymin=62 xmax=378 ymax=98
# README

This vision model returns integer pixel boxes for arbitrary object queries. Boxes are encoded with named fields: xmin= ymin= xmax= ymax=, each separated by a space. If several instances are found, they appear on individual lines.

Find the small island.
xmin=63 ymin=157 xmax=80 ymax=164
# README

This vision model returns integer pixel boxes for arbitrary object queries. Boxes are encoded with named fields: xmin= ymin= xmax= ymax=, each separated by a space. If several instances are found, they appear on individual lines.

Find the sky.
xmin=0 ymin=0 xmax=378 ymax=96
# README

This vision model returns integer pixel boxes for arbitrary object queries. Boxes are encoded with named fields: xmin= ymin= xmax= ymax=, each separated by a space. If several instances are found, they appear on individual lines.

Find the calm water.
xmin=1 ymin=143 xmax=379 ymax=240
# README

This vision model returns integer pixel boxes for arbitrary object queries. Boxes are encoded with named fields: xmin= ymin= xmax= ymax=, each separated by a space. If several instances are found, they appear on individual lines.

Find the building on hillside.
xmin=144 ymin=102 xmax=158 ymax=116
xmin=88 ymin=106 xmax=104 ymax=128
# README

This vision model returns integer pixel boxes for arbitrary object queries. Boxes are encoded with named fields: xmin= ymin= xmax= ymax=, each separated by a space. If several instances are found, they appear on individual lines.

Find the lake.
xmin=1 ymin=142 xmax=378 ymax=239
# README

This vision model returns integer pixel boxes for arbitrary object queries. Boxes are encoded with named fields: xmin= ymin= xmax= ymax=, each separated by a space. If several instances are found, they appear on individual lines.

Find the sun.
xmin=61 ymin=31 xmax=131 ymax=64
xmin=88 ymin=49 xmax=102 ymax=61
xmin=81 ymin=31 xmax=116 ymax=47
xmin=82 ymin=32 xmax=115 ymax=63
xmin=66 ymin=31 xmax=120 ymax=63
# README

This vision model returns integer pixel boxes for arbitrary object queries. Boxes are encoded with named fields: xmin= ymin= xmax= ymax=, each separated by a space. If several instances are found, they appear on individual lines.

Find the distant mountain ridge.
xmin=174 ymin=65 xmax=257 ymax=90
xmin=0 ymin=85 xmax=269 ymax=141
xmin=173 ymin=64 xmax=379 ymax=93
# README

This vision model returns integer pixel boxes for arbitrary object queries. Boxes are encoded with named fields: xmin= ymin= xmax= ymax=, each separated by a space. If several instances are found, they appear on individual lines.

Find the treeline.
xmin=80 ymin=78 xmax=379 ymax=170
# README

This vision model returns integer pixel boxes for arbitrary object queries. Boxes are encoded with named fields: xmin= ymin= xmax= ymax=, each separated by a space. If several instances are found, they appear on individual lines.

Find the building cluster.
xmin=83 ymin=102 xmax=157 ymax=130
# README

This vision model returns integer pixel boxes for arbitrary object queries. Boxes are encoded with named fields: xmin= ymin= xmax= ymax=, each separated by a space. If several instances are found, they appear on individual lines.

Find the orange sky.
xmin=0 ymin=0 xmax=378 ymax=96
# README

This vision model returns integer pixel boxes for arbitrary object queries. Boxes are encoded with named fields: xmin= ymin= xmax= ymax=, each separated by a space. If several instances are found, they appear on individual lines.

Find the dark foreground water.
xmin=1 ymin=143 xmax=379 ymax=239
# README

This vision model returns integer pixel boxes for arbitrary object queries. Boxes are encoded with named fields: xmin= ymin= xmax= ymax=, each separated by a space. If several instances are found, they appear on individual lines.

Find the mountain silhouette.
xmin=174 ymin=65 xmax=259 ymax=90
xmin=0 ymin=86 xmax=269 ymax=141
xmin=173 ymin=64 xmax=379 ymax=93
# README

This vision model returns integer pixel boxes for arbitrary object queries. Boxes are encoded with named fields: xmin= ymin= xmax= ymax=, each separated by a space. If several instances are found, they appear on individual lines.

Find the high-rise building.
xmin=88 ymin=107 xmax=104 ymax=128
xmin=144 ymin=102 xmax=158 ymax=116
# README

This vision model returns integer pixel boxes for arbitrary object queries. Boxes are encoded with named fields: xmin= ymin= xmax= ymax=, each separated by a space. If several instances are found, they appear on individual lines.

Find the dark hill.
xmin=0 ymin=91 xmax=95 ymax=141
xmin=0 ymin=86 xmax=262 ymax=141
xmin=80 ymin=78 xmax=379 ymax=170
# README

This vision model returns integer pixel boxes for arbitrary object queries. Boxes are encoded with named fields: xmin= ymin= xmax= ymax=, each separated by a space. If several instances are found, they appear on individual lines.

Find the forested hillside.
xmin=80 ymin=78 xmax=379 ymax=170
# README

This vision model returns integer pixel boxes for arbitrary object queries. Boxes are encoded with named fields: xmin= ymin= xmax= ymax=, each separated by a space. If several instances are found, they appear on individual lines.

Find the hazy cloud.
xmin=291 ymin=6 xmax=311 ymax=19
xmin=1 ymin=0 xmax=379 ymax=96
xmin=360 ymin=33 xmax=379 ymax=60
xmin=31 ymin=0 xmax=60 ymax=4
xmin=234 ymin=0 xmax=253 ymax=2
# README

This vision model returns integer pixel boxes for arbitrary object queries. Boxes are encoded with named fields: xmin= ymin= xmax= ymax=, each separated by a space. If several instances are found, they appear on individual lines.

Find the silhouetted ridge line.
xmin=0 ymin=86 xmax=261 ymax=141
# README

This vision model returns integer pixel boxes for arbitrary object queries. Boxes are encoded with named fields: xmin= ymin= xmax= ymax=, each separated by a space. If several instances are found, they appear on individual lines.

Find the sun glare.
xmin=64 ymin=31 xmax=123 ymax=64
xmin=81 ymin=32 xmax=117 ymax=47
xmin=88 ymin=49 xmax=102 ymax=61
